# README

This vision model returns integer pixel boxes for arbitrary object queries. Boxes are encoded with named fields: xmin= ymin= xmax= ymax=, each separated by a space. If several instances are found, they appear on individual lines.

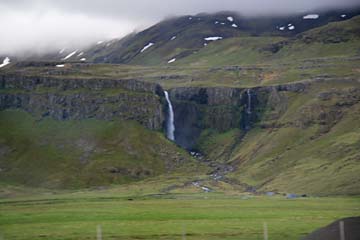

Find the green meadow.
xmin=0 ymin=185 xmax=359 ymax=240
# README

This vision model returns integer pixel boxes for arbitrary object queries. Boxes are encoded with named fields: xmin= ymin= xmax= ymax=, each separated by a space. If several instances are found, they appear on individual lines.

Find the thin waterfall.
xmin=164 ymin=91 xmax=175 ymax=141
xmin=247 ymin=89 xmax=252 ymax=114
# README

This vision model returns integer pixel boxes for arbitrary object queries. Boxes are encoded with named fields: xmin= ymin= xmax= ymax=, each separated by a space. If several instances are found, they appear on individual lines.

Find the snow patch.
xmin=215 ymin=21 xmax=219 ymax=24
xmin=288 ymin=25 xmax=295 ymax=30
xmin=62 ymin=50 xmax=77 ymax=60
xmin=0 ymin=57 xmax=10 ymax=68
xmin=56 ymin=64 xmax=65 ymax=68
xmin=140 ymin=43 xmax=154 ymax=53
xmin=204 ymin=43 xmax=208 ymax=46
xmin=279 ymin=26 xmax=285 ymax=31
xmin=168 ymin=58 xmax=176 ymax=63
xmin=227 ymin=16 xmax=234 ymax=22
xmin=220 ymin=22 xmax=225 ymax=25
xmin=201 ymin=187 xmax=211 ymax=192
xmin=204 ymin=36 xmax=223 ymax=41
xmin=97 ymin=41 xmax=103 ymax=45
xmin=170 ymin=36 xmax=176 ymax=41
xmin=341 ymin=14 xmax=347 ymax=18
xmin=232 ymin=24 xmax=238 ymax=28
xmin=80 ymin=58 xmax=86 ymax=61
xmin=303 ymin=14 xmax=319 ymax=19
xmin=59 ymin=48 xmax=65 ymax=54
xmin=188 ymin=17 xmax=192 ymax=20
xmin=77 ymin=52 xmax=84 ymax=57
xmin=288 ymin=23 xmax=292 ymax=26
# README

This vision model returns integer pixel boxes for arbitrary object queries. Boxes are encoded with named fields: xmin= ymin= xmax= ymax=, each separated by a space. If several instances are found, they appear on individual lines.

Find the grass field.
xmin=0 ymin=186 xmax=359 ymax=240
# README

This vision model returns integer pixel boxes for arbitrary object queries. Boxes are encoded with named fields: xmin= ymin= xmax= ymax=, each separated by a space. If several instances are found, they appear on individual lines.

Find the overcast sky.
xmin=0 ymin=0 xmax=359 ymax=56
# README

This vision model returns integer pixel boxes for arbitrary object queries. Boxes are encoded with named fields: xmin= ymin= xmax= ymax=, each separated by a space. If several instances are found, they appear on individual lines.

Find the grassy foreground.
xmin=0 ymin=187 xmax=359 ymax=240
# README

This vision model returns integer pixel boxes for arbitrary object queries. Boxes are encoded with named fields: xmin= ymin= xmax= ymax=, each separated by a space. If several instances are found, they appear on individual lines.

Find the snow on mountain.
xmin=232 ymin=24 xmax=238 ymax=28
xmin=227 ymin=16 xmax=234 ymax=22
xmin=303 ymin=14 xmax=319 ymax=19
xmin=140 ymin=43 xmax=155 ymax=53
xmin=170 ymin=36 xmax=177 ymax=41
xmin=168 ymin=58 xmax=176 ymax=63
xmin=56 ymin=64 xmax=65 ymax=68
xmin=204 ymin=37 xmax=223 ymax=41
xmin=62 ymin=50 xmax=77 ymax=60
xmin=80 ymin=58 xmax=86 ymax=61
xmin=288 ymin=25 xmax=295 ymax=30
xmin=0 ymin=57 xmax=10 ymax=68
xmin=341 ymin=14 xmax=347 ymax=18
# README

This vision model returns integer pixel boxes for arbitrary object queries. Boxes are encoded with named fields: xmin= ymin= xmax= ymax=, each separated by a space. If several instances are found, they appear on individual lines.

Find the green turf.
xmin=0 ymin=110 xmax=202 ymax=189
xmin=0 ymin=189 xmax=359 ymax=240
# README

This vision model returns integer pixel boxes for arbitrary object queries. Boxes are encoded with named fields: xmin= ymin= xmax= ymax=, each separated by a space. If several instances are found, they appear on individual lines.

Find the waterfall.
xmin=247 ymin=89 xmax=252 ymax=114
xmin=164 ymin=91 xmax=175 ymax=141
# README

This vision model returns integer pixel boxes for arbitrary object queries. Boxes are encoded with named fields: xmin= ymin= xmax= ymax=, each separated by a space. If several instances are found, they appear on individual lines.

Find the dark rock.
xmin=0 ymin=75 xmax=165 ymax=130
xmin=303 ymin=217 xmax=360 ymax=240
xmin=168 ymin=83 xmax=305 ymax=149
xmin=0 ymin=74 xmax=162 ymax=94
xmin=286 ymin=193 xmax=299 ymax=199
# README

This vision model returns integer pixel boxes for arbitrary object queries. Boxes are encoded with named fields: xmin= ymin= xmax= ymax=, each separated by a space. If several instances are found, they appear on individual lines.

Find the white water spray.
xmin=247 ymin=89 xmax=252 ymax=114
xmin=164 ymin=91 xmax=175 ymax=141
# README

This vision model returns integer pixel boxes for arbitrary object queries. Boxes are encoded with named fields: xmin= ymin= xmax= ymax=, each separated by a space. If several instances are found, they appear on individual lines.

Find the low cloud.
xmin=0 ymin=0 xmax=359 ymax=56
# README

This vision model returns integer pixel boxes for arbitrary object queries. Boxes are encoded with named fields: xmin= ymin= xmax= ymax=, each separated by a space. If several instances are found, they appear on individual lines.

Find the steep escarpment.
xmin=168 ymin=82 xmax=308 ymax=150
xmin=0 ymin=75 xmax=207 ymax=189
xmin=0 ymin=74 xmax=165 ymax=130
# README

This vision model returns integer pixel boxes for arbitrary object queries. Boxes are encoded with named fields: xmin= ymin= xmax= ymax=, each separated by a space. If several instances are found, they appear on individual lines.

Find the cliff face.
xmin=0 ymin=73 xmax=310 ymax=144
xmin=0 ymin=75 xmax=165 ymax=130
xmin=169 ymin=83 xmax=308 ymax=149
xmin=0 ymin=74 xmax=163 ymax=94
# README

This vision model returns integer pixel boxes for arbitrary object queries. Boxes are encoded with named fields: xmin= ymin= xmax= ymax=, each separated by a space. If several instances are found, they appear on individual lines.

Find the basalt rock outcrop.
xmin=0 ymin=74 xmax=165 ymax=130
xmin=168 ymin=82 xmax=309 ymax=149
xmin=0 ymin=72 xmax=314 ymax=147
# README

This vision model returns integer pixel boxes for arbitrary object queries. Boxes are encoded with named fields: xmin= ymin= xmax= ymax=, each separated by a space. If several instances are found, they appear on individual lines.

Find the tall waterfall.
xmin=247 ymin=89 xmax=252 ymax=114
xmin=164 ymin=91 xmax=175 ymax=141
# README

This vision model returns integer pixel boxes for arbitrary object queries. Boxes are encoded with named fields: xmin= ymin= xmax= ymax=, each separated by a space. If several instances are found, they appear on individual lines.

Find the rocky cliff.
xmin=168 ymin=82 xmax=308 ymax=149
xmin=0 ymin=74 xmax=165 ymax=130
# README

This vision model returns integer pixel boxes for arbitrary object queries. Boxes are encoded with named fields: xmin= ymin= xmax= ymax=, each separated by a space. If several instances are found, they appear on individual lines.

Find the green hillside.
xmin=197 ymin=79 xmax=360 ymax=195
xmin=178 ymin=16 xmax=360 ymax=66
xmin=1 ymin=12 xmax=360 ymax=196
xmin=0 ymin=110 xmax=201 ymax=189
xmin=5 ymin=16 xmax=359 ymax=89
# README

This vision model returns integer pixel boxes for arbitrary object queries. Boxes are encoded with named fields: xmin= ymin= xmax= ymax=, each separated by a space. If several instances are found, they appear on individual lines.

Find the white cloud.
xmin=0 ymin=0 xmax=358 ymax=56
xmin=0 ymin=7 xmax=148 ymax=55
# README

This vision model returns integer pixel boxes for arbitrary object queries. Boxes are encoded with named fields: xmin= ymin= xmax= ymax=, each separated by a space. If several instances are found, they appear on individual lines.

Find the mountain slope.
xmin=81 ymin=9 xmax=360 ymax=65
xmin=194 ymin=79 xmax=360 ymax=195
xmin=1 ymin=9 xmax=360 ymax=196
xmin=0 ymin=109 xmax=199 ymax=189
